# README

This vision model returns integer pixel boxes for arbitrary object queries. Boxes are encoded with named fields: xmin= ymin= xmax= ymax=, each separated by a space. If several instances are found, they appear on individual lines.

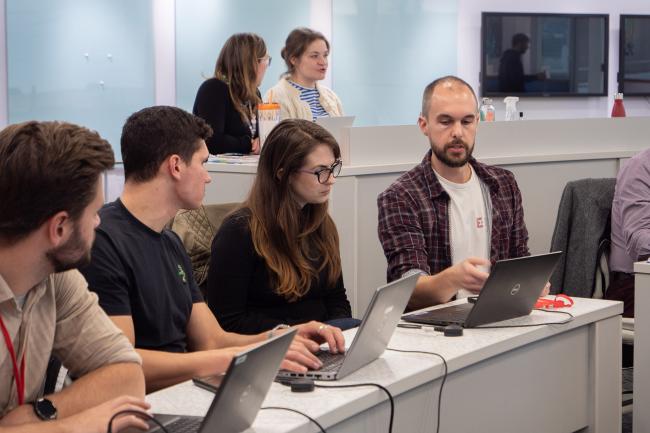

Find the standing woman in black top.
xmin=193 ymin=33 xmax=271 ymax=155
xmin=207 ymin=119 xmax=358 ymax=334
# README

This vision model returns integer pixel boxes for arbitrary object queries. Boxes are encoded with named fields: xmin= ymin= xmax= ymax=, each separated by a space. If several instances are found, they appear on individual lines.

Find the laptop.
xmin=129 ymin=329 xmax=297 ymax=433
xmin=277 ymin=273 xmax=418 ymax=381
xmin=402 ymin=252 xmax=562 ymax=328
xmin=314 ymin=115 xmax=355 ymax=146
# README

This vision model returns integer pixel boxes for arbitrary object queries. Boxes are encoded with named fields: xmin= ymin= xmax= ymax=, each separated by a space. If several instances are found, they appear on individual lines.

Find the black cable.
xmin=261 ymin=406 xmax=326 ymax=433
xmin=387 ymin=348 xmax=447 ymax=433
xmin=107 ymin=409 xmax=170 ymax=433
xmin=315 ymin=382 xmax=394 ymax=433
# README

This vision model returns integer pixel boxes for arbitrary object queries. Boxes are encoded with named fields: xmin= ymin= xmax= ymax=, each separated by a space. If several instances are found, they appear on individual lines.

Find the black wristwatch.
xmin=32 ymin=398 xmax=57 ymax=421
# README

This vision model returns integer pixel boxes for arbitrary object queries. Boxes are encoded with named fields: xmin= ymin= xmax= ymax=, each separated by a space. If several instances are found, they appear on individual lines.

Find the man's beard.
xmin=432 ymin=139 xmax=474 ymax=168
xmin=46 ymin=225 xmax=91 ymax=273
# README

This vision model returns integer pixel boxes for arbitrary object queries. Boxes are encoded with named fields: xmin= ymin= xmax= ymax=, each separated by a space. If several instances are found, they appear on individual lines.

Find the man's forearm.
xmin=408 ymin=274 xmax=457 ymax=310
xmin=49 ymin=362 xmax=144 ymax=418
xmin=137 ymin=348 xmax=237 ymax=393
xmin=0 ymin=362 xmax=144 ymax=426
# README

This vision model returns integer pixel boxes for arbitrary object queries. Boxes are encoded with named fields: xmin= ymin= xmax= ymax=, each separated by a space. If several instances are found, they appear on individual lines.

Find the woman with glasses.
xmin=207 ymin=119 xmax=358 ymax=334
xmin=193 ymin=33 xmax=271 ymax=155
xmin=265 ymin=27 xmax=343 ymax=121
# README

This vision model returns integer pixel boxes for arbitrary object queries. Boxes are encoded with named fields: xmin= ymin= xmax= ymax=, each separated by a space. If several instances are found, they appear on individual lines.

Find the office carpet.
xmin=622 ymin=368 xmax=633 ymax=433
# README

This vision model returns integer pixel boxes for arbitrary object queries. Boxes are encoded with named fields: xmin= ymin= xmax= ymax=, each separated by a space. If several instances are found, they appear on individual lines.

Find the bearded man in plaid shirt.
xmin=378 ymin=76 xmax=536 ymax=311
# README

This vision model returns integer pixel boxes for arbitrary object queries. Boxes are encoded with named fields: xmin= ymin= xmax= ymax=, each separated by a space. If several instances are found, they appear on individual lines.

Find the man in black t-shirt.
xmin=81 ymin=106 xmax=345 ymax=392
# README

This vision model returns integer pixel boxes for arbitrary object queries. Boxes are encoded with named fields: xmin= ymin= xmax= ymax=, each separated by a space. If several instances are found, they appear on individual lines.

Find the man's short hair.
xmin=121 ymin=106 xmax=213 ymax=183
xmin=512 ymin=33 xmax=530 ymax=47
xmin=421 ymin=75 xmax=478 ymax=117
xmin=0 ymin=121 xmax=115 ymax=245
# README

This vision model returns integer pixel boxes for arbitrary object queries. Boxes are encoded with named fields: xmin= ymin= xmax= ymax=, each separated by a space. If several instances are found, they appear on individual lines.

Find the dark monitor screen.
xmin=481 ymin=13 xmax=608 ymax=97
xmin=619 ymin=15 xmax=650 ymax=96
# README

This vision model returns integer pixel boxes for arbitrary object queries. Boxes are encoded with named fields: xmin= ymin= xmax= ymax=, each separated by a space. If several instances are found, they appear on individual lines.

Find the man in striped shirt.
xmin=377 ymin=76 xmax=530 ymax=310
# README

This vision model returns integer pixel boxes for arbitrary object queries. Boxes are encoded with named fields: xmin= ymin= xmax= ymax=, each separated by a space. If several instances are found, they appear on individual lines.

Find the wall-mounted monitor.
xmin=619 ymin=15 xmax=650 ymax=96
xmin=481 ymin=12 xmax=608 ymax=97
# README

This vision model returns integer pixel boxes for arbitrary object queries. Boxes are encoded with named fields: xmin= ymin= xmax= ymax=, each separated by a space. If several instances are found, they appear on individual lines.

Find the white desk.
xmin=147 ymin=298 xmax=622 ymax=433
xmin=634 ymin=261 xmax=650 ymax=433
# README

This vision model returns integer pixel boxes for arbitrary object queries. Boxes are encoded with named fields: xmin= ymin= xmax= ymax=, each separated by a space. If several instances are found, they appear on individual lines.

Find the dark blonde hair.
xmin=215 ymin=33 xmax=266 ymax=122
xmin=245 ymin=119 xmax=341 ymax=301
xmin=281 ymin=27 xmax=330 ymax=76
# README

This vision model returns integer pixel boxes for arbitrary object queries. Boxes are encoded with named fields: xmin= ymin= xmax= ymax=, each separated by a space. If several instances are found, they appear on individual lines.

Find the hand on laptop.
xmin=294 ymin=321 xmax=346 ymax=354
xmin=62 ymin=395 xmax=150 ymax=433
xmin=446 ymin=257 xmax=490 ymax=294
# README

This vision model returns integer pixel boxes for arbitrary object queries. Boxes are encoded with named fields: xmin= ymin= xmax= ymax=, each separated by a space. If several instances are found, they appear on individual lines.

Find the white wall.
xmin=457 ymin=0 xmax=650 ymax=120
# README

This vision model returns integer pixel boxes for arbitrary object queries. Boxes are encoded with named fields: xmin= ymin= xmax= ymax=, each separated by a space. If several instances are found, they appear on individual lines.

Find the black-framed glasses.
xmin=297 ymin=160 xmax=342 ymax=184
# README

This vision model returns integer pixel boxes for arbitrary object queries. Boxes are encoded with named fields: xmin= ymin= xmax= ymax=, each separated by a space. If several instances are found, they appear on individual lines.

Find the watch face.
xmin=35 ymin=398 xmax=57 ymax=420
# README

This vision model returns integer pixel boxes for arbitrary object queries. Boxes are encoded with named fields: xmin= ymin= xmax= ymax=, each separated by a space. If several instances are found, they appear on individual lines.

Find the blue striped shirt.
xmin=288 ymin=80 xmax=328 ymax=121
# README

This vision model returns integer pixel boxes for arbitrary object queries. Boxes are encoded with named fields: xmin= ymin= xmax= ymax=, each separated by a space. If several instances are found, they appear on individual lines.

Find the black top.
xmin=192 ymin=77 xmax=259 ymax=155
xmin=207 ymin=209 xmax=352 ymax=334
xmin=80 ymin=199 xmax=203 ymax=353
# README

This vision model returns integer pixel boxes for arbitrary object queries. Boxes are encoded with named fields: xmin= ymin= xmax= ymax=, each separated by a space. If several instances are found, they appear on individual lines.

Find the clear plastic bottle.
xmin=611 ymin=93 xmax=626 ymax=118
xmin=479 ymin=98 xmax=495 ymax=122
xmin=503 ymin=96 xmax=519 ymax=121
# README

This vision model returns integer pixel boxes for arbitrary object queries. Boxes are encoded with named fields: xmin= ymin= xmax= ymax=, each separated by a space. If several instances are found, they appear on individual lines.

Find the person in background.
xmin=0 ymin=121 xmax=147 ymax=432
xmin=606 ymin=147 xmax=650 ymax=318
xmin=377 ymin=76 xmax=534 ymax=311
xmin=208 ymin=119 xmax=358 ymax=333
xmin=265 ymin=27 xmax=343 ymax=121
xmin=193 ymin=33 xmax=270 ymax=155
xmin=81 ymin=106 xmax=345 ymax=393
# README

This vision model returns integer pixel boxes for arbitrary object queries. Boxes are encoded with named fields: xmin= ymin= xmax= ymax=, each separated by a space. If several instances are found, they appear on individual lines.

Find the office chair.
xmin=169 ymin=203 xmax=239 ymax=298
xmin=549 ymin=178 xmax=633 ymax=414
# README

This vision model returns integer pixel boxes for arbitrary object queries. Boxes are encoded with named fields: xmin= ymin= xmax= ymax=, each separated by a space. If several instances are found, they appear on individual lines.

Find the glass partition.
xmin=175 ymin=0 xmax=311 ymax=112
xmin=332 ymin=0 xmax=458 ymax=126
xmin=6 ymin=0 xmax=155 ymax=160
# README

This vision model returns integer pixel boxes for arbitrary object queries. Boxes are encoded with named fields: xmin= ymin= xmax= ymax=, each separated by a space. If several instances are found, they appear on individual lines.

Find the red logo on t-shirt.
xmin=476 ymin=217 xmax=484 ymax=228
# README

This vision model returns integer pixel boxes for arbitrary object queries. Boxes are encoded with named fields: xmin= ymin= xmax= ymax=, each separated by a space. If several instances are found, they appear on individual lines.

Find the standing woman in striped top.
xmin=265 ymin=28 xmax=343 ymax=121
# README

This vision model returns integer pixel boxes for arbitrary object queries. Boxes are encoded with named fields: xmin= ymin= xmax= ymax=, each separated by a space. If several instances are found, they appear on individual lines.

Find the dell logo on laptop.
xmin=510 ymin=283 xmax=521 ymax=296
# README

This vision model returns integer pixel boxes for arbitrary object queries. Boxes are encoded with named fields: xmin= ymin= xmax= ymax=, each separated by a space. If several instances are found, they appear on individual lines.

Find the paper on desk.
xmin=209 ymin=153 xmax=259 ymax=164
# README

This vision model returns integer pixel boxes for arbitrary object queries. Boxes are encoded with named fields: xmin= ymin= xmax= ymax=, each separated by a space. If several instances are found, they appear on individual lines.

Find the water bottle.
xmin=611 ymin=93 xmax=626 ymax=118
xmin=479 ymin=98 xmax=495 ymax=122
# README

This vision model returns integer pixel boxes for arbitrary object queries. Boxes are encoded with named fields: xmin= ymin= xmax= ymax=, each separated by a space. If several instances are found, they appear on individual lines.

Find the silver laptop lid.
xmin=200 ymin=329 xmax=296 ymax=433
xmin=336 ymin=273 xmax=417 ymax=379
xmin=314 ymin=115 xmax=355 ymax=145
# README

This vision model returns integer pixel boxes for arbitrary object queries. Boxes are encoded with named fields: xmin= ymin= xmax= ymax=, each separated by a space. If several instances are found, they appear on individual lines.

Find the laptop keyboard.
xmin=403 ymin=303 xmax=473 ymax=325
xmin=164 ymin=417 xmax=202 ymax=433
xmin=316 ymin=350 xmax=345 ymax=372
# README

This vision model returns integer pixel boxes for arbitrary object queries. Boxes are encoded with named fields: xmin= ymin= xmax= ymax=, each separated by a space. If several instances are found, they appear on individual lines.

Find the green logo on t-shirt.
xmin=177 ymin=264 xmax=187 ymax=283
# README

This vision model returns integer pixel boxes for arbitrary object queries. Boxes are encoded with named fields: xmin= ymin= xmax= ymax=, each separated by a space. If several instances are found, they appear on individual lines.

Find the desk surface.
xmin=147 ymin=297 xmax=621 ymax=433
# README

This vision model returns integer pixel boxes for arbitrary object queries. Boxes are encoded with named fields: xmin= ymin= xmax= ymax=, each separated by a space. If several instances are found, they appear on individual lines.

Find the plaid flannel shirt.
xmin=377 ymin=150 xmax=530 ymax=283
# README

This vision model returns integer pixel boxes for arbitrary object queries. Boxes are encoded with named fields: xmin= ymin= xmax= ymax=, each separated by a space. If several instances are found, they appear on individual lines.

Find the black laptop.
xmin=402 ymin=252 xmax=562 ymax=328
xmin=126 ymin=329 xmax=297 ymax=433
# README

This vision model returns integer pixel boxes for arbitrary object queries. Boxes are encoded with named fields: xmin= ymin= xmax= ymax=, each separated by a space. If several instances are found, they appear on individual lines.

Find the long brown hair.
xmin=214 ymin=33 xmax=266 ymax=123
xmin=245 ymin=119 xmax=341 ymax=301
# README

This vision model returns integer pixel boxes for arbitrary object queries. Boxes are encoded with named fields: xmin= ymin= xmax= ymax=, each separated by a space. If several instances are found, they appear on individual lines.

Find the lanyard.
xmin=0 ymin=315 xmax=25 ymax=405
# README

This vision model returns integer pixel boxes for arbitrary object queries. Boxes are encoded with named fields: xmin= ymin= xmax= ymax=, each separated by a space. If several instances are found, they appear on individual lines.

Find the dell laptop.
xmin=128 ymin=328 xmax=297 ymax=433
xmin=277 ymin=273 xmax=418 ymax=381
xmin=402 ymin=252 xmax=562 ymax=328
